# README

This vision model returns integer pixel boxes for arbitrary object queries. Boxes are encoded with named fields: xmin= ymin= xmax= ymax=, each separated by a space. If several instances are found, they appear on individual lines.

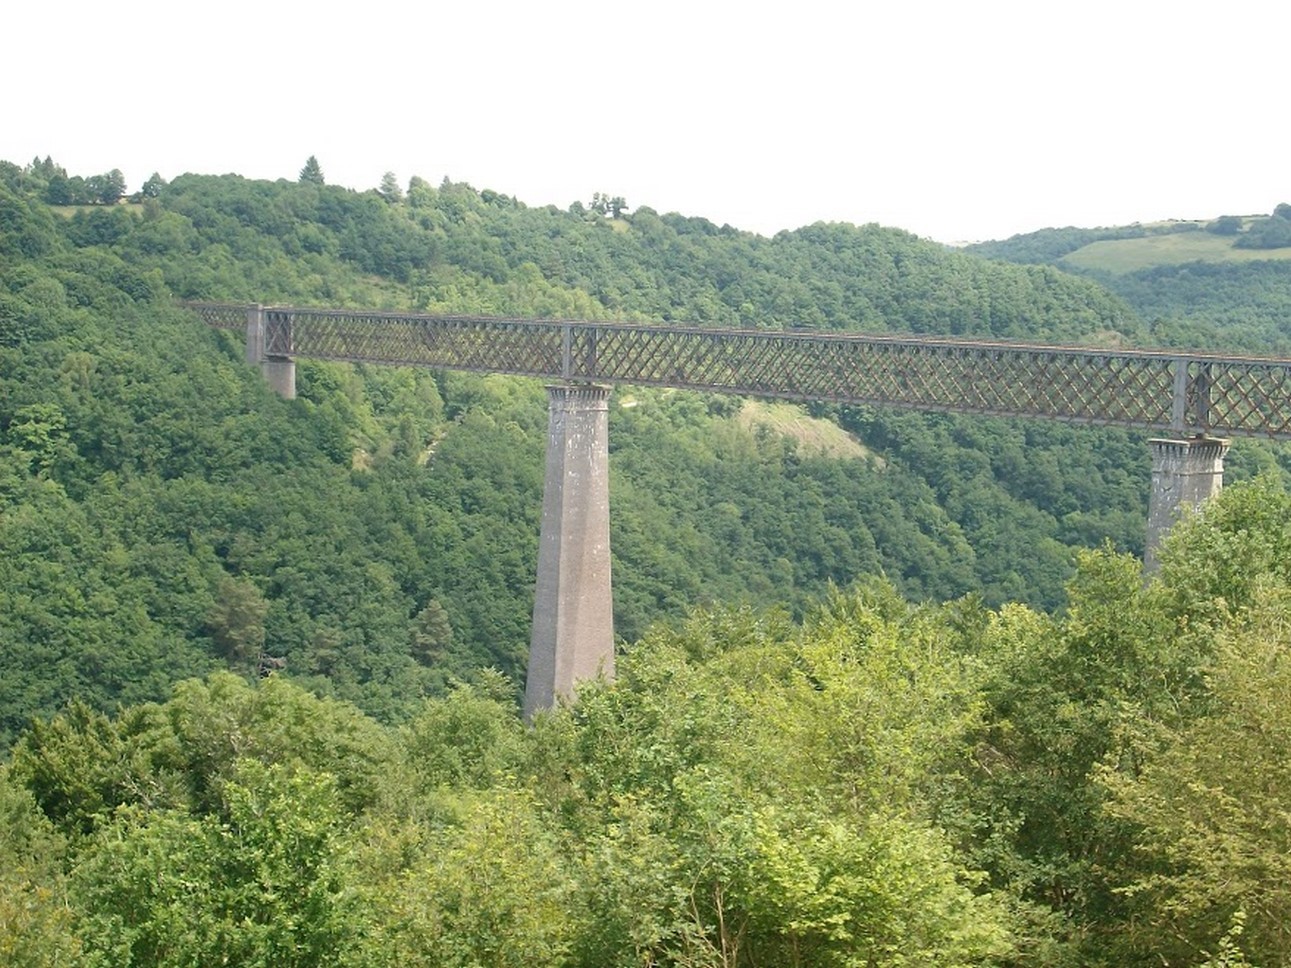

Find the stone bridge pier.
xmin=246 ymin=305 xmax=296 ymax=399
xmin=523 ymin=384 xmax=615 ymax=720
xmin=1145 ymin=435 xmax=1229 ymax=572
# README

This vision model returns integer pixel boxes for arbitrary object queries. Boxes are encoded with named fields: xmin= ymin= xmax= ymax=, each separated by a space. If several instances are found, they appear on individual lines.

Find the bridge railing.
xmin=184 ymin=303 xmax=1291 ymax=440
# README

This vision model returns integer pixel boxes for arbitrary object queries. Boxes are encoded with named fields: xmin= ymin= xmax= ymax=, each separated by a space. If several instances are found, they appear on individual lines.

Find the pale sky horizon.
xmin=4 ymin=0 xmax=1287 ymax=244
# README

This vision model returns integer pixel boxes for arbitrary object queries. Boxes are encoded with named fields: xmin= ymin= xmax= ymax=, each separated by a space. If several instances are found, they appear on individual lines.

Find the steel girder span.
xmin=187 ymin=304 xmax=1291 ymax=440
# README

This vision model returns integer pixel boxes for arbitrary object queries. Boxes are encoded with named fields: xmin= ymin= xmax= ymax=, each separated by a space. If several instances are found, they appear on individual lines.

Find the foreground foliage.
xmin=3 ymin=480 xmax=1290 ymax=965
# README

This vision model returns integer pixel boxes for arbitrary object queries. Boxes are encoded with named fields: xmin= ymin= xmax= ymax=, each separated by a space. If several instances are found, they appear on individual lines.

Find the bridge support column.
xmin=244 ymin=304 xmax=296 ymax=398
xmin=245 ymin=304 xmax=265 ymax=366
xmin=1145 ymin=436 xmax=1229 ymax=572
xmin=524 ymin=383 xmax=614 ymax=720
xmin=253 ymin=308 xmax=295 ymax=399
xmin=262 ymin=357 xmax=296 ymax=399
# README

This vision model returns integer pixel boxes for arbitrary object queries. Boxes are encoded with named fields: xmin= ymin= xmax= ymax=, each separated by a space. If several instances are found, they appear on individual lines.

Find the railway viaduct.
xmin=189 ymin=303 xmax=1291 ymax=716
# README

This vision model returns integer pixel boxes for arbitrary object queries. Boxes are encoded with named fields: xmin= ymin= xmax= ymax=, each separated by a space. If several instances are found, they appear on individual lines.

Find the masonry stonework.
xmin=524 ymin=384 xmax=615 ymax=719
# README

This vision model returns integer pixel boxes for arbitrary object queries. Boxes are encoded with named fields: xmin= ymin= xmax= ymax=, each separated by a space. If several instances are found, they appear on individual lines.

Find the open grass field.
xmin=1060 ymin=231 xmax=1291 ymax=274
xmin=49 ymin=201 xmax=144 ymax=218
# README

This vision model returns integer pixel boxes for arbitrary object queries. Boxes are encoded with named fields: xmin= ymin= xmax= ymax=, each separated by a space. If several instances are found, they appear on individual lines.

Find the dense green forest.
xmin=2 ymin=156 xmax=1290 ymax=964
xmin=0 ymin=157 xmax=1193 ymax=737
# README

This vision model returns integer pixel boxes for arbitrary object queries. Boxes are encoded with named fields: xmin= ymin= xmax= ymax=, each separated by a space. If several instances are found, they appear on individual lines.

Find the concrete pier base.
xmin=524 ymin=384 xmax=614 ymax=720
xmin=1145 ymin=436 xmax=1229 ymax=572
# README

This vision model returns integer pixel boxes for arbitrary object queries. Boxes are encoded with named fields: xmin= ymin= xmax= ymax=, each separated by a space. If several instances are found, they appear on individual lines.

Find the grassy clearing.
xmin=736 ymin=400 xmax=882 ymax=464
xmin=49 ymin=201 xmax=144 ymax=219
xmin=1060 ymin=232 xmax=1291 ymax=274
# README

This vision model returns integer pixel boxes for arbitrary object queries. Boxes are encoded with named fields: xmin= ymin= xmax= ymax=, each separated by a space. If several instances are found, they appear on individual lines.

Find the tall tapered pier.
xmin=523 ymin=384 xmax=615 ymax=719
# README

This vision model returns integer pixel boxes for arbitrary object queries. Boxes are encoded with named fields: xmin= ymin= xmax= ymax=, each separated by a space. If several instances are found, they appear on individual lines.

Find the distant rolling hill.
xmin=966 ymin=209 xmax=1291 ymax=353
xmin=1058 ymin=223 xmax=1291 ymax=275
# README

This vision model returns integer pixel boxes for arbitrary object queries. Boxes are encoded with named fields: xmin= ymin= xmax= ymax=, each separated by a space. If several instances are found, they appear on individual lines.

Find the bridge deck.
xmin=187 ymin=304 xmax=1291 ymax=440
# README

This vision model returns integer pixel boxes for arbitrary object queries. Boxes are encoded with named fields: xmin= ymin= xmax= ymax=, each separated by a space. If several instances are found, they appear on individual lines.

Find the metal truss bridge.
xmin=189 ymin=303 xmax=1291 ymax=440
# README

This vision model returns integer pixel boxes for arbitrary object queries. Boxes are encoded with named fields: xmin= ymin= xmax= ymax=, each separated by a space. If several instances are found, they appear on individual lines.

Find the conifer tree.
xmin=299 ymin=155 xmax=325 ymax=185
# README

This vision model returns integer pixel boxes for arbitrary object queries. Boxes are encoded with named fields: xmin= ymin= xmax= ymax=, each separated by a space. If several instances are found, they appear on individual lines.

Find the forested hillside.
xmin=3 ymin=157 xmax=1291 ymax=964
xmin=1 ymin=158 xmax=1201 ymax=738
xmin=967 ymin=207 xmax=1291 ymax=352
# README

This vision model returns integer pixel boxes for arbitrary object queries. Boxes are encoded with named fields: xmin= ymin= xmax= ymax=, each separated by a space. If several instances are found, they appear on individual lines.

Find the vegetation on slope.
xmin=966 ymin=204 xmax=1291 ymax=353
xmin=4 ymin=480 xmax=1291 ymax=965
xmin=4 ymin=155 xmax=1291 ymax=965
xmin=0 ymin=156 xmax=1190 ymax=745
xmin=1060 ymin=231 xmax=1291 ymax=275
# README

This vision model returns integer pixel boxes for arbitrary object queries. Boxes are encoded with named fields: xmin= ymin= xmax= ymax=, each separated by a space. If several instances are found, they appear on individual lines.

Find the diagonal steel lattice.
xmin=191 ymin=302 xmax=249 ymax=332
xmin=185 ymin=303 xmax=1291 ymax=440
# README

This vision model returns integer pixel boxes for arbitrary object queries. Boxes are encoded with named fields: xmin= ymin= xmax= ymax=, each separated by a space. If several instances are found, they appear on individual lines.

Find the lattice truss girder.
xmin=192 ymin=302 xmax=249 ymax=332
xmin=183 ymin=305 xmax=1291 ymax=439
xmin=264 ymin=310 xmax=564 ymax=376
xmin=573 ymin=328 xmax=1182 ymax=424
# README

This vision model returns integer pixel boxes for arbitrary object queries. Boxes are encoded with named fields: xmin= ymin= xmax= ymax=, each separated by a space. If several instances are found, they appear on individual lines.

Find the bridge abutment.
xmin=1145 ymin=436 xmax=1229 ymax=572
xmin=524 ymin=383 xmax=615 ymax=720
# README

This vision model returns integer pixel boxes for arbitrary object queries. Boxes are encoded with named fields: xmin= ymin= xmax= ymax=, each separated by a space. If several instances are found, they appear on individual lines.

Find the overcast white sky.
xmin=4 ymin=0 xmax=1287 ymax=243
